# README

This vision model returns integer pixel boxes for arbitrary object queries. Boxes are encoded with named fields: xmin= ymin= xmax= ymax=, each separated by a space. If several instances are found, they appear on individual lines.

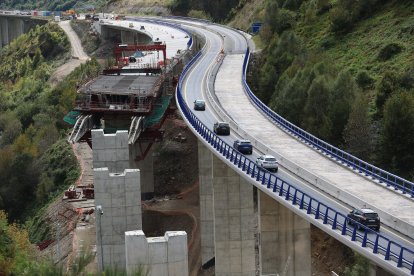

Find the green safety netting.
xmin=144 ymin=96 xmax=172 ymax=128
xmin=63 ymin=111 xmax=81 ymax=125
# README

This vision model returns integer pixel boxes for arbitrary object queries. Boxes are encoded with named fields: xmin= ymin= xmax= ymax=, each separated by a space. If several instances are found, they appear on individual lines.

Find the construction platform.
xmin=75 ymin=74 xmax=163 ymax=114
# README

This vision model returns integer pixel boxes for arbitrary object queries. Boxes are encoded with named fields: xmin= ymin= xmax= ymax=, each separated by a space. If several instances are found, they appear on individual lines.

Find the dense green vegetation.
xmin=0 ymin=0 xmax=109 ymax=12
xmin=169 ymin=0 xmax=240 ymax=21
xmin=0 ymin=23 xmax=100 ymax=224
xmin=0 ymin=209 xmax=146 ymax=275
xmin=249 ymin=0 xmax=414 ymax=178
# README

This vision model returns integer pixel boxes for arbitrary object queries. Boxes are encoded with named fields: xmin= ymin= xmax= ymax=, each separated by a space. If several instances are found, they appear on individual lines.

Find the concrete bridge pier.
xmin=8 ymin=18 xmax=24 ymax=43
xmin=198 ymin=141 xmax=312 ymax=275
xmin=0 ymin=17 xmax=9 ymax=47
xmin=258 ymin=191 xmax=311 ymax=276
xmin=130 ymin=142 xmax=155 ymax=200
xmin=92 ymin=130 xmax=143 ymax=270
xmin=121 ymin=30 xmax=135 ymax=44
xmin=198 ymin=141 xmax=256 ymax=275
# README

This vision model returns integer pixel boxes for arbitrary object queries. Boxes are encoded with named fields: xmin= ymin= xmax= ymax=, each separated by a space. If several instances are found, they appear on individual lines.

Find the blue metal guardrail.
xmin=126 ymin=17 xmax=193 ymax=48
xmin=176 ymin=50 xmax=414 ymax=274
xmin=241 ymin=48 xmax=414 ymax=198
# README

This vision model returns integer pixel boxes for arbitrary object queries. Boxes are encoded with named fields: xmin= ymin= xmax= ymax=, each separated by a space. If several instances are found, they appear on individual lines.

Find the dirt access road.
xmin=49 ymin=20 xmax=90 ymax=85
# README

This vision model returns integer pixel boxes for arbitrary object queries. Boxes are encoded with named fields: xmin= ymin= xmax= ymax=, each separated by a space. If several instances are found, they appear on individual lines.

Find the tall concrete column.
xmin=94 ymin=168 xmax=142 ymax=271
xmin=121 ymin=30 xmax=135 ymax=44
xmin=212 ymin=153 xmax=256 ymax=275
xmin=258 ymin=191 xmax=311 ymax=276
xmin=92 ymin=130 xmax=130 ymax=172
xmin=198 ymin=141 xmax=214 ymax=266
xmin=129 ymin=142 xmax=154 ymax=199
xmin=1 ymin=17 xmax=9 ymax=47
xmin=8 ymin=18 xmax=24 ymax=43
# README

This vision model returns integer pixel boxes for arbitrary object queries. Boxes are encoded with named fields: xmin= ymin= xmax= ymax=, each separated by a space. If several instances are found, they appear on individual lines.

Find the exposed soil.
xmin=311 ymin=225 xmax=353 ymax=275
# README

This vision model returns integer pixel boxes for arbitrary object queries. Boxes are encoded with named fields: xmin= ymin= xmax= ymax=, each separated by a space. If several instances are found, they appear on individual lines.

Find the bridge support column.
xmin=0 ymin=17 xmax=9 ymax=47
xmin=212 ymin=153 xmax=256 ymax=275
xmin=8 ymin=18 xmax=24 ymax=44
xmin=258 ymin=191 xmax=311 ymax=276
xmin=121 ymin=30 xmax=135 ymax=44
xmin=198 ymin=140 xmax=215 ymax=266
xmin=130 ymin=142 xmax=155 ymax=199
xmin=94 ymin=168 xmax=142 ymax=271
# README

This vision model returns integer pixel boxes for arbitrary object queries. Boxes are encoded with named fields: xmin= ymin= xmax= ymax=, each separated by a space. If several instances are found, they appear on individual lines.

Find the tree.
xmin=343 ymin=94 xmax=373 ymax=160
xmin=381 ymin=92 xmax=414 ymax=175
xmin=376 ymin=71 xmax=401 ymax=115
xmin=169 ymin=0 xmax=191 ymax=15
xmin=264 ymin=0 xmax=280 ymax=34
xmin=303 ymin=76 xmax=332 ymax=139
xmin=270 ymin=66 xmax=312 ymax=125
xmin=329 ymin=70 xmax=357 ymax=144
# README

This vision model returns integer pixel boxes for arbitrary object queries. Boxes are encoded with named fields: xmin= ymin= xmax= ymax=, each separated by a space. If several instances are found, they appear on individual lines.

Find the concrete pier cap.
xmin=125 ymin=230 xmax=188 ymax=276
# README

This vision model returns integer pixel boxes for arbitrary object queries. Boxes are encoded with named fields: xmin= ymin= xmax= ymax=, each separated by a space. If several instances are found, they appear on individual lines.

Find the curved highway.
xmin=174 ymin=20 xmax=414 ymax=275
xmin=104 ymin=17 xmax=414 ymax=274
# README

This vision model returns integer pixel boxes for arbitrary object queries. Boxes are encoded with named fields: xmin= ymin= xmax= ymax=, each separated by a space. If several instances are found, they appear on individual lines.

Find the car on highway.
xmin=213 ymin=122 xmax=230 ymax=135
xmin=256 ymin=155 xmax=278 ymax=172
xmin=233 ymin=139 xmax=253 ymax=154
xmin=193 ymin=99 xmax=206 ymax=111
xmin=347 ymin=208 xmax=380 ymax=231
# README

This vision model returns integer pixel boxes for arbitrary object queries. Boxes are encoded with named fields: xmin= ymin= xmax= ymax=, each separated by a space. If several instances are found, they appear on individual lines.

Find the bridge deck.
xmin=81 ymin=75 xmax=160 ymax=96
xmin=214 ymin=54 xmax=414 ymax=236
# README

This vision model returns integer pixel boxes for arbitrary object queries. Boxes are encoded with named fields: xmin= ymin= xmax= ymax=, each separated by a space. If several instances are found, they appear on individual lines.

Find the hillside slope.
xmin=232 ymin=0 xmax=414 ymax=178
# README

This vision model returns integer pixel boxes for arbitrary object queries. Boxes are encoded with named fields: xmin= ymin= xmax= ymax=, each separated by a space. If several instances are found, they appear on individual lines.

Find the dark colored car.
xmin=347 ymin=208 xmax=380 ymax=231
xmin=194 ymin=99 xmax=206 ymax=111
xmin=233 ymin=139 xmax=253 ymax=154
xmin=213 ymin=122 xmax=230 ymax=135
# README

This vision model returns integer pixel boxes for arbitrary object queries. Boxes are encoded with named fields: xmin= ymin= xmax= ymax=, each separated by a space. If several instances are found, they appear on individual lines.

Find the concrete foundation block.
xmin=125 ymin=230 xmax=188 ymax=276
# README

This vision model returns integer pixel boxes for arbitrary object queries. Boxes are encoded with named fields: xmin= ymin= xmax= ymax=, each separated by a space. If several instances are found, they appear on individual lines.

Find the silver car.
xmin=256 ymin=155 xmax=278 ymax=172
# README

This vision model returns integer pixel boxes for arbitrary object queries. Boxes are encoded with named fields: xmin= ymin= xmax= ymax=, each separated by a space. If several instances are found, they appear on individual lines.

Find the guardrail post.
xmin=299 ymin=194 xmax=305 ymax=210
xmin=351 ymin=225 xmax=357 ymax=241
xmin=307 ymin=198 xmax=313 ymax=214
xmin=323 ymin=207 xmax=329 ymax=224
xmin=250 ymin=164 xmax=256 ymax=178
xmin=261 ymin=173 xmax=266 ymax=185
xmin=285 ymin=186 xmax=291 ymax=201
xmin=267 ymin=175 xmax=272 ymax=188
xmin=397 ymin=247 xmax=403 ymax=267
xmin=279 ymin=182 xmax=284 ymax=196
xmin=256 ymin=169 xmax=261 ymax=181
xmin=292 ymin=190 xmax=298 ymax=205
xmin=272 ymin=178 xmax=278 ymax=192
xmin=332 ymin=213 xmax=338 ymax=230
xmin=242 ymin=159 xmax=247 ymax=171
xmin=385 ymin=241 xmax=391 ymax=260
xmin=361 ymin=229 xmax=368 ymax=247
xmin=315 ymin=202 xmax=320 ymax=219
xmin=341 ymin=218 xmax=347 ymax=235
xmin=373 ymin=235 xmax=379 ymax=254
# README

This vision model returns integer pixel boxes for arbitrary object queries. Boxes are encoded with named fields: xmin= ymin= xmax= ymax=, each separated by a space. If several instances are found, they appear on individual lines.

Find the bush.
xmin=356 ymin=70 xmax=374 ymax=89
xmin=330 ymin=7 xmax=353 ymax=34
xmin=276 ymin=9 xmax=297 ymax=34
xmin=188 ymin=10 xmax=212 ymax=20
xmin=377 ymin=43 xmax=403 ymax=61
